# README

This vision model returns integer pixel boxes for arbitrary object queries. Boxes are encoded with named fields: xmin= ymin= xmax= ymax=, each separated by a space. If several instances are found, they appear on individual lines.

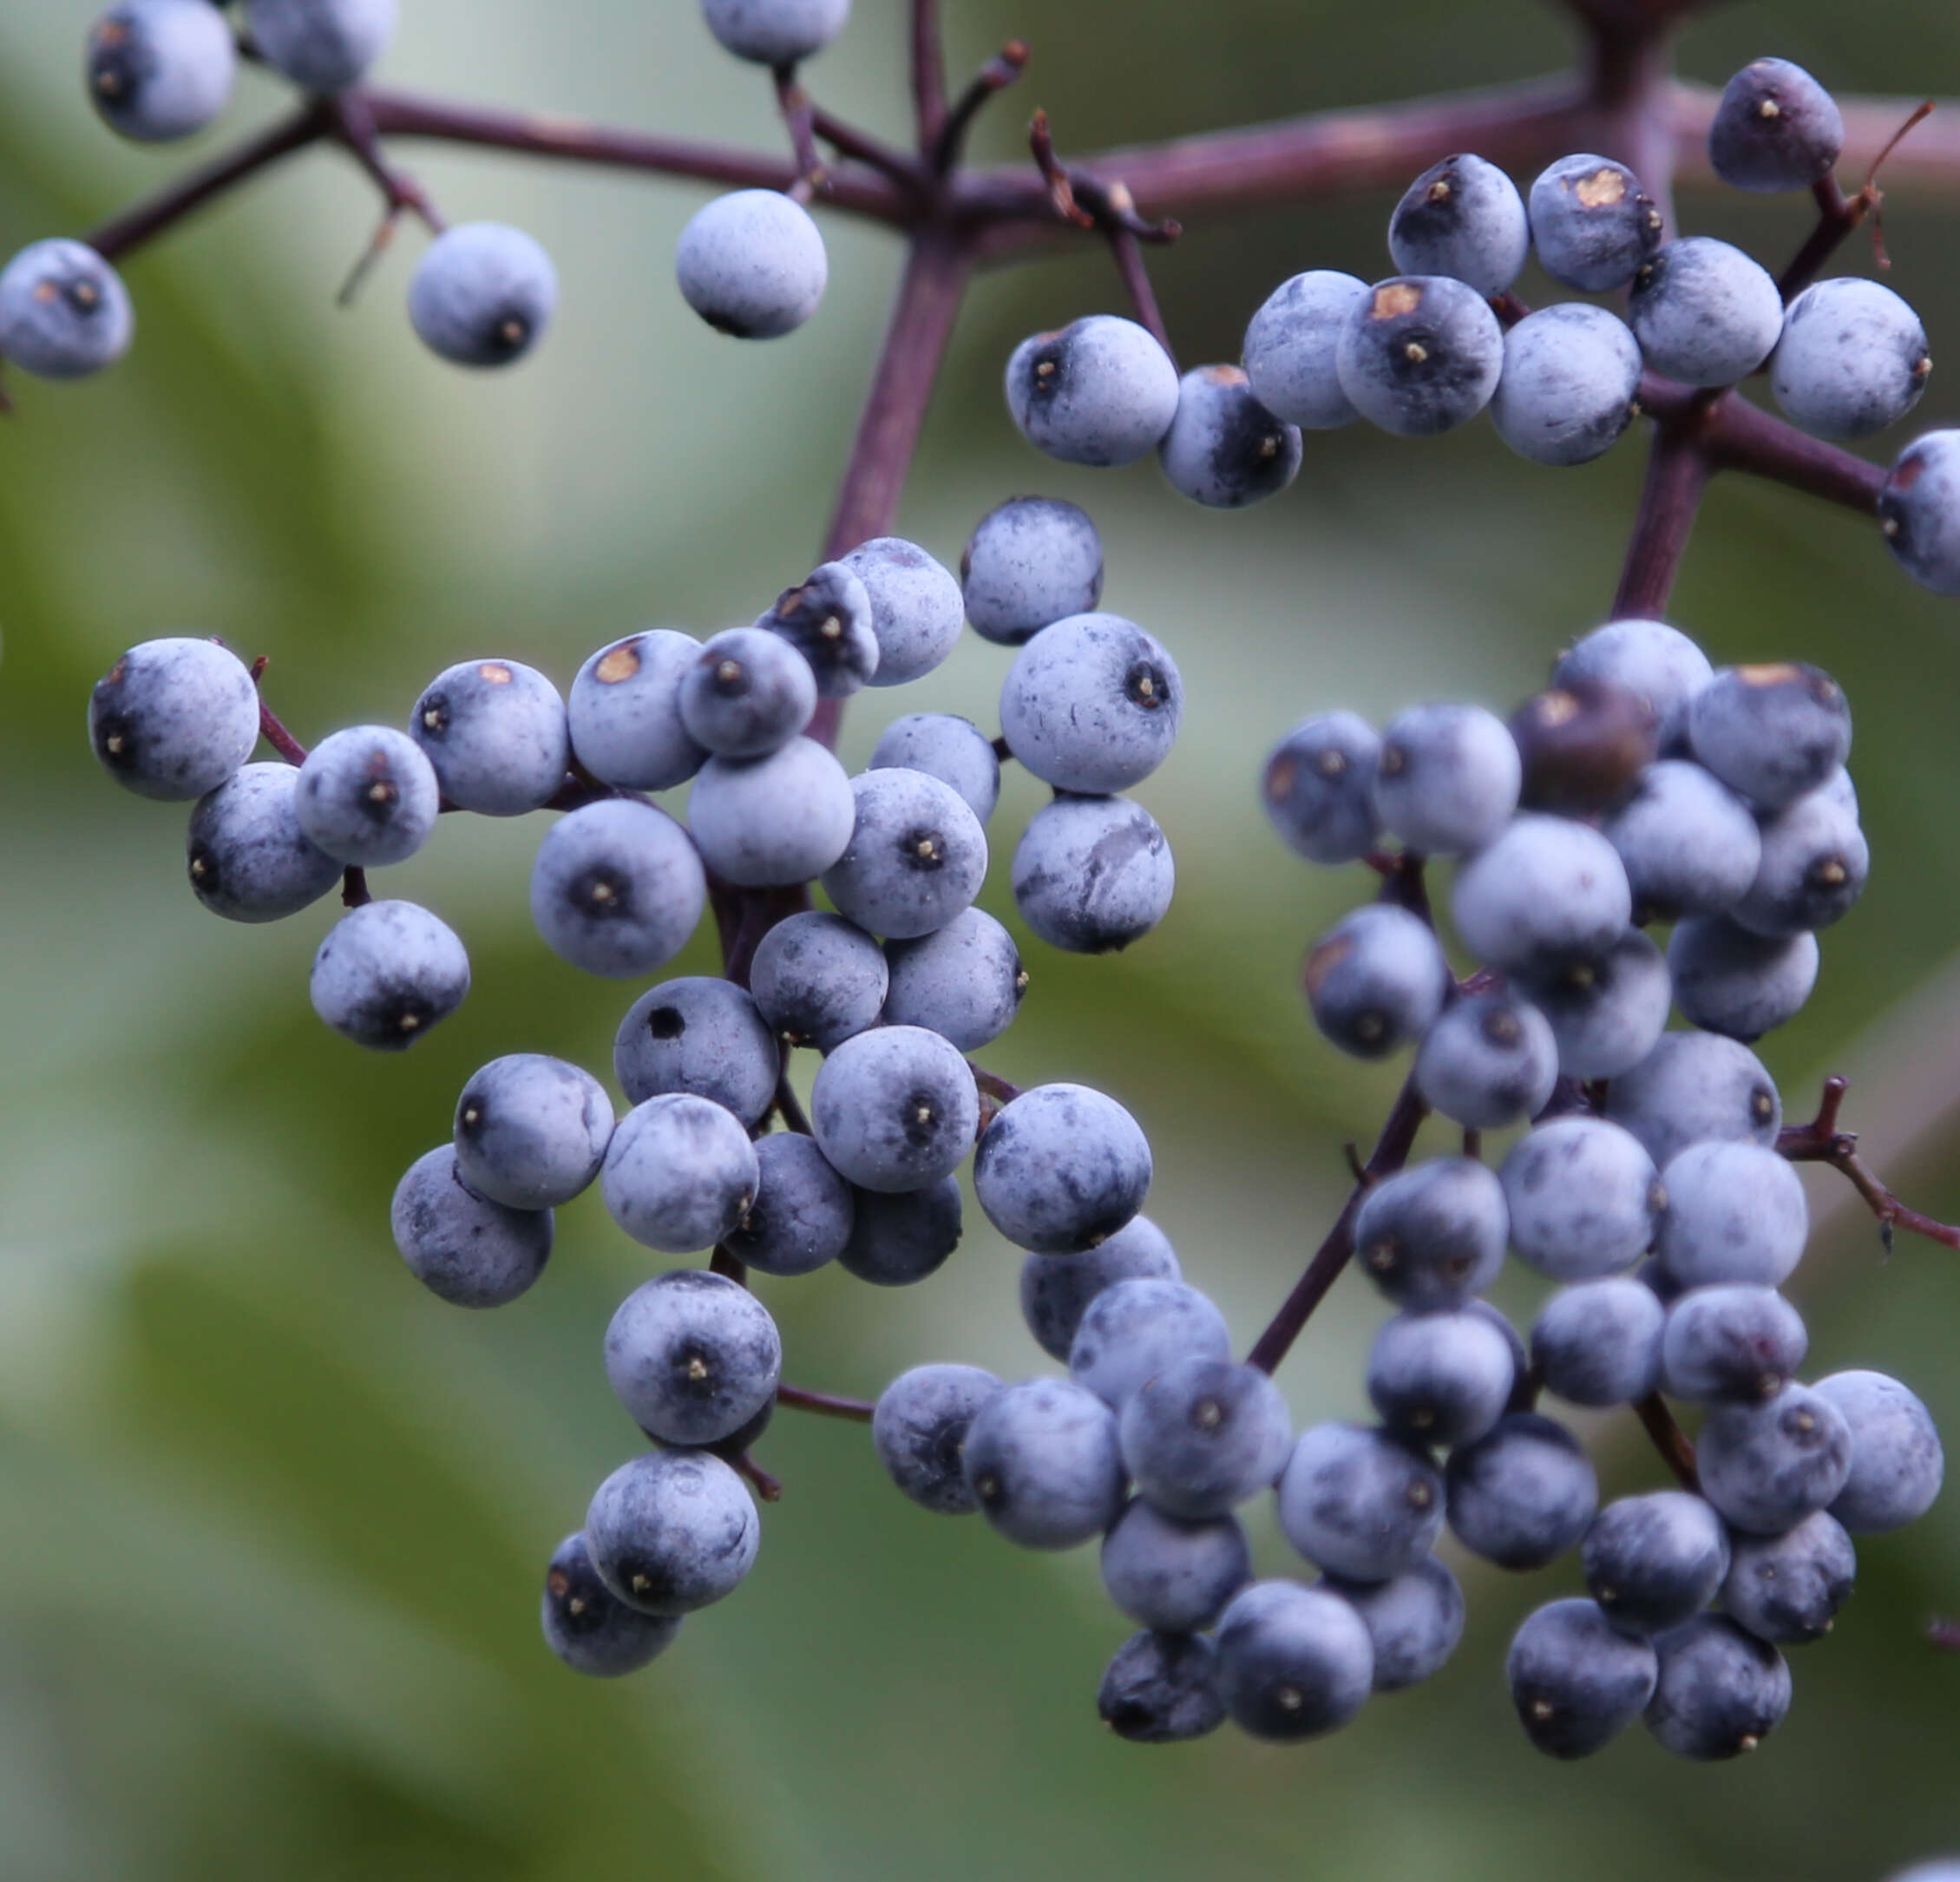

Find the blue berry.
xmin=1491 ymin=303 xmax=1642 ymax=467
xmin=1698 ymin=1384 xmax=1853 ymax=1535
xmin=1006 ymin=315 xmax=1180 ymax=467
xmin=541 ymin=1531 xmax=681 ymax=1677
xmin=1583 ymin=1492 xmax=1730 ymax=1636
xmin=724 ymin=1131 xmax=854 ymax=1276
xmin=600 ymin=1094 xmax=758 ymax=1254
xmin=1101 ymin=1499 xmax=1250 ymax=1631
xmin=1157 ymin=365 xmax=1302 ymax=508
xmin=1098 ymin=1630 xmax=1225 ymax=1743
xmin=821 ymin=768 xmax=987 ymax=939
xmin=1277 ymin=1422 xmax=1445 ymax=1582
xmin=90 ymin=637 xmax=258 ymax=801
xmin=1324 ymin=1555 xmax=1465 ymax=1691
xmin=1688 ymin=662 xmax=1851 ymax=812
xmin=1242 ymin=270 xmax=1367 ymax=428
xmin=1655 ymin=1140 xmax=1807 ymax=1289
xmin=1335 ymin=276 xmax=1504 ymax=436
xmin=614 ymin=977 xmax=779 ymax=1126
xmin=810 ymin=1025 xmax=978 ymax=1193
xmin=585 ymin=1450 xmax=758 ymax=1615
xmin=1019 ymin=1215 xmax=1180 ymax=1362
xmin=605 ymin=1269 xmax=782 ymax=1447
xmin=1445 ymin=1412 xmax=1598 ymax=1569
xmin=872 ymin=1362 xmax=1001 ymax=1514
xmin=1668 ymin=917 xmax=1818 ymax=1040
xmin=1413 ymin=990 xmax=1559 ymax=1130
xmin=1367 ymin=1308 xmax=1515 ymax=1447
xmin=1661 ymin=1284 xmax=1808 ymax=1405
xmin=976 ymin=1082 xmax=1152 ymax=1255
xmin=1509 ymin=678 xmax=1659 ymax=817
xmin=1214 ymin=1580 xmax=1374 ymax=1740
xmin=531 ymin=798 xmax=706 ymax=979
xmin=1506 ymin=1597 xmax=1656 ymax=1759
xmin=1011 ymin=792 xmax=1174 ymax=954
xmin=700 ymin=0 xmax=849 ymax=65
xmin=961 ymin=1376 xmax=1126 ymax=1549
xmin=687 ymin=737 xmax=855 ymax=888
xmin=837 ymin=1176 xmax=963 ymax=1285
xmin=187 ymin=762 xmax=342 ymax=921
xmin=1604 ymin=1031 xmax=1781 ymax=1169
xmin=1388 ymin=154 xmax=1529 ymax=296
xmin=456 ymin=1053 xmax=613 ymax=1209
xmin=1373 ymin=702 xmax=1519 ymax=853
xmin=1352 ymin=1156 xmax=1509 ymax=1310
xmin=1514 ymin=934 xmax=1670 ymax=1082
xmin=883 ymin=908 xmax=1026 ymax=1051
xmin=1721 ymin=1511 xmax=1856 ymax=1643
xmin=1731 ymin=775 xmax=1868 ymax=937
xmin=1531 ymin=1277 xmax=1665 ymax=1407
xmin=1629 ymin=239 xmax=1783 ymax=388
xmin=1708 ymin=57 xmax=1843 ymax=193
xmin=1644 ymin=1614 xmax=1791 ymax=1759
xmin=676 ymin=626 xmax=816 ymax=758
xmin=1815 ymin=1369 xmax=1944 ymax=1534
xmin=1499 ymin=1118 xmax=1662 ymax=1281
xmin=1451 ymin=813 xmax=1633 ymax=974
xmin=869 ymin=713 xmax=1000 ymax=823
xmin=87 ymin=0 xmax=236 ymax=142
xmin=408 ymin=223 xmax=556 ymax=368
xmin=390 ymin=1145 xmax=551 ymax=1307
xmin=1527 ymin=154 xmax=1662 ymax=292
xmin=1555 ymin=619 xmax=1713 ymax=757
xmin=749 ymin=909 xmax=887 ymax=1051
xmin=676 ymin=189 xmax=826 ymax=339
xmin=960 ymin=496 xmax=1105 ymax=646
xmin=999 ymin=613 xmax=1182 ymax=795
xmin=1262 ymin=710 xmax=1381 ymax=862
xmin=245 ymin=0 xmax=393 ymax=90
xmin=0 ymin=239 xmax=133 ymax=380
xmin=1604 ymin=758 xmax=1760 ymax=919
xmin=311 ymin=898 xmax=469 ymax=1050
xmin=294 ymin=725 xmax=440 ymax=867
xmin=838 ymin=538 xmax=963 ymax=687
xmin=1069 ymin=1278 xmax=1229 ymax=1412
xmin=1772 ymin=278 xmax=1930 ymax=440
xmin=567 ymin=631 xmax=707 ymax=792
xmin=410 ymin=659 xmax=568 ymax=816
xmin=1880 ymin=431 xmax=1960 ymax=594
xmin=1119 ymin=1356 xmax=1292 ymax=1520
xmin=757 ymin=562 xmax=878 ymax=695
xmin=1303 ymin=904 xmax=1449 ymax=1060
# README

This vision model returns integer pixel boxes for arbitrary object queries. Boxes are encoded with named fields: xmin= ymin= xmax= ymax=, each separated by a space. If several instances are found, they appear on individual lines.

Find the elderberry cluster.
xmin=987 ymin=55 xmax=1960 ymax=597
xmin=1252 ymin=611 xmax=1942 ymax=1760
xmin=86 ymin=488 xmax=1193 ymax=1675
xmin=2 ymin=0 xmax=861 ymax=389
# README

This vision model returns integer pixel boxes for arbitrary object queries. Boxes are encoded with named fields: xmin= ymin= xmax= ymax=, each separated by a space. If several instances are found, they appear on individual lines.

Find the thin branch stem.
xmin=327 ymin=92 xmax=445 ymax=229
xmin=1612 ymin=420 xmax=1710 ymax=619
xmin=776 ymin=1383 xmax=876 ymax=1423
xmin=1778 ymin=1076 xmax=1960 ymax=1252
xmin=1633 ymin=1392 xmax=1701 ymax=1492
xmin=773 ymin=67 xmax=827 ymax=196
xmin=933 ymin=41 xmax=1029 ymax=174
xmin=1246 ymin=1079 xmax=1430 ymax=1376
xmin=88 ymin=100 xmax=331 ymax=261
xmin=1106 ymin=226 xmax=1175 ymax=364
xmin=910 ymin=0 xmax=947 ymax=152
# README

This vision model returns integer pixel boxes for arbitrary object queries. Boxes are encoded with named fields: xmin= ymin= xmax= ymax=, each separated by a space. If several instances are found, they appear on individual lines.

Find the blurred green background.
xmin=5 ymin=0 xmax=1960 ymax=1876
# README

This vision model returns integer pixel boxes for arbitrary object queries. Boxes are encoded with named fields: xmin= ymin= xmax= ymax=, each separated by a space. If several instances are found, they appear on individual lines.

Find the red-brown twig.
xmin=1106 ymin=225 xmax=1176 ymax=364
xmin=1780 ymin=102 xmax=1937 ymax=301
xmin=776 ymin=1383 xmax=876 ymax=1423
xmin=1778 ymin=1077 xmax=1960 ymax=1253
xmin=933 ymin=41 xmax=1029 ymax=174
xmin=774 ymin=67 xmax=827 ymax=199
xmin=1612 ymin=421 xmax=1712 ymax=620
xmin=1246 ymin=1079 xmax=1431 ymax=1376
xmin=1366 ymin=849 xmax=1432 ymax=925
xmin=1633 ymin=1392 xmax=1701 ymax=1492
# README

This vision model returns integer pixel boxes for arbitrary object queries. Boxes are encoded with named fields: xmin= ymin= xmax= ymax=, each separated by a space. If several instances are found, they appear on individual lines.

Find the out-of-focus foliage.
xmin=3 ymin=1 xmax=1960 ymax=1876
